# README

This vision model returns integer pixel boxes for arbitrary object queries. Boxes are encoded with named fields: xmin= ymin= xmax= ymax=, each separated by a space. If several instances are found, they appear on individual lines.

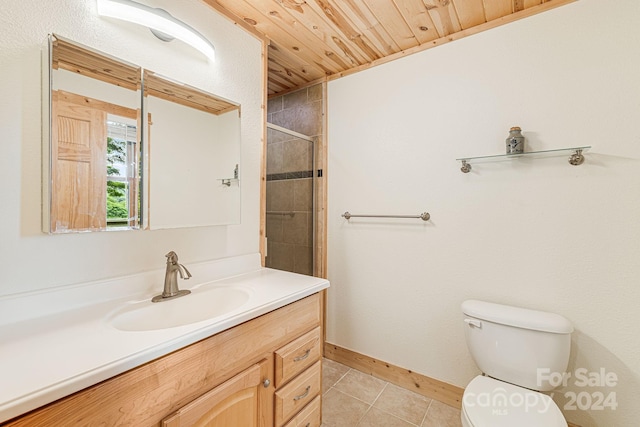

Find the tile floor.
xmin=322 ymin=358 xmax=463 ymax=427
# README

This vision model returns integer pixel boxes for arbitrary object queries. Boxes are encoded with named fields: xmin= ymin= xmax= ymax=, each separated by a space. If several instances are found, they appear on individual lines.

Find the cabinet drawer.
xmin=275 ymin=361 xmax=321 ymax=427
xmin=282 ymin=395 xmax=321 ymax=427
xmin=275 ymin=327 xmax=322 ymax=388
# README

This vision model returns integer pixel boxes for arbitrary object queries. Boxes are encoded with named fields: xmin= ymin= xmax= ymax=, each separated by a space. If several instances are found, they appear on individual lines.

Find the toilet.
xmin=461 ymin=299 xmax=573 ymax=427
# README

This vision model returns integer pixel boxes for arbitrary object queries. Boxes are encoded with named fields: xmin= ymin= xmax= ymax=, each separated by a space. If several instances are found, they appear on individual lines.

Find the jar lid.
xmin=510 ymin=126 xmax=521 ymax=131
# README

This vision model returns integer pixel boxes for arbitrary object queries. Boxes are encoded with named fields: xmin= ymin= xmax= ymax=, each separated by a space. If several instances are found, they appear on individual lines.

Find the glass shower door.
xmin=265 ymin=123 xmax=315 ymax=276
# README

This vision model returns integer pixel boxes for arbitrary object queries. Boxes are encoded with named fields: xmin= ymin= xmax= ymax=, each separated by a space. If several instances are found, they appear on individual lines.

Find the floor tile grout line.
xmin=371 ymin=381 xmax=431 ymax=426
xmin=353 ymin=380 xmax=424 ymax=427
xmin=326 ymin=386 xmax=379 ymax=407
xmin=420 ymin=398 xmax=435 ymax=426
xmin=331 ymin=367 xmax=389 ymax=406
xmin=370 ymin=381 xmax=388 ymax=407
xmin=354 ymin=404 xmax=374 ymax=427
xmin=367 ymin=405 xmax=423 ymax=427
xmin=333 ymin=367 xmax=352 ymax=386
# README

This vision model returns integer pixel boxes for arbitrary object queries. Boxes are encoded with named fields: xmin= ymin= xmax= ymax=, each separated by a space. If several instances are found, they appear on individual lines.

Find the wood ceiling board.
xmin=267 ymin=55 xmax=323 ymax=94
xmin=267 ymin=42 xmax=325 ymax=80
xmin=234 ymin=0 xmax=365 ymax=70
xmin=267 ymin=77 xmax=292 ymax=95
xmin=261 ymin=0 xmax=375 ymax=67
xmin=512 ymin=0 xmax=525 ymax=12
xmin=524 ymin=0 xmax=543 ymax=8
xmin=391 ymin=0 xmax=441 ymax=45
xmin=304 ymin=0 xmax=384 ymax=63
xmin=267 ymin=58 xmax=309 ymax=90
xmin=327 ymin=0 xmax=400 ymax=57
xmin=424 ymin=0 xmax=463 ymax=38
xmin=267 ymin=44 xmax=326 ymax=90
xmin=214 ymin=0 xmax=346 ymax=74
xmin=452 ymin=0 xmax=487 ymax=29
xmin=270 ymin=0 xmax=380 ymax=67
xmin=482 ymin=0 xmax=513 ymax=21
xmin=362 ymin=0 xmax=420 ymax=51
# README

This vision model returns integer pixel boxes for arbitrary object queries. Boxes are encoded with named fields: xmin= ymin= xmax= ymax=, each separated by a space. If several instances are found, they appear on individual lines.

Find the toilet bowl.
xmin=461 ymin=300 xmax=573 ymax=427
xmin=461 ymin=376 xmax=567 ymax=427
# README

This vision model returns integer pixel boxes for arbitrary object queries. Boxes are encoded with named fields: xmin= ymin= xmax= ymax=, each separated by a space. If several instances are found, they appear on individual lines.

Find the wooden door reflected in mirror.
xmin=50 ymin=90 xmax=139 ymax=232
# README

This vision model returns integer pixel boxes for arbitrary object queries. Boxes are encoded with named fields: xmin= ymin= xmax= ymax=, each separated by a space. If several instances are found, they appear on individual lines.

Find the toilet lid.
xmin=462 ymin=376 xmax=567 ymax=427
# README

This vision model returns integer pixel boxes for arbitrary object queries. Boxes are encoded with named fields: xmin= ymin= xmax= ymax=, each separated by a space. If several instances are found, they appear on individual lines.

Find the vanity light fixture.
xmin=96 ymin=0 xmax=216 ymax=61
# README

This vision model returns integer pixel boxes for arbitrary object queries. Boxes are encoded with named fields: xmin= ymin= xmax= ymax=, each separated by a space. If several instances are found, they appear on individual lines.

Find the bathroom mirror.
xmin=143 ymin=71 xmax=241 ymax=229
xmin=42 ymin=35 xmax=242 ymax=233
xmin=43 ymin=35 xmax=142 ymax=233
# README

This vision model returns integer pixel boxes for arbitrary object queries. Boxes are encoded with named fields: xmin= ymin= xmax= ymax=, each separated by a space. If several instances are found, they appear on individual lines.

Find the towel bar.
xmin=341 ymin=211 xmax=430 ymax=221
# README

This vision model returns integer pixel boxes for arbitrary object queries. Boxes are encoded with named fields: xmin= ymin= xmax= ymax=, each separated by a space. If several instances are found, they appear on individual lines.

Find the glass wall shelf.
xmin=456 ymin=146 xmax=591 ymax=173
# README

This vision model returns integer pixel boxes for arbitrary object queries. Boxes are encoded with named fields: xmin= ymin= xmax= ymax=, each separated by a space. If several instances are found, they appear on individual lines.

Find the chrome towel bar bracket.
xmin=342 ymin=211 xmax=430 ymax=221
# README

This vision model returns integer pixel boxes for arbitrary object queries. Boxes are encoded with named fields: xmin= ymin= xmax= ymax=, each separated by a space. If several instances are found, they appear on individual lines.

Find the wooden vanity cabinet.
xmin=3 ymin=293 xmax=322 ymax=427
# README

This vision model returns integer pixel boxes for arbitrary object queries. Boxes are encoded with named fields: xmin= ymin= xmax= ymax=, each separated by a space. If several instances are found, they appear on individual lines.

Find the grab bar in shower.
xmin=342 ymin=211 xmax=430 ymax=221
xmin=267 ymin=211 xmax=296 ymax=217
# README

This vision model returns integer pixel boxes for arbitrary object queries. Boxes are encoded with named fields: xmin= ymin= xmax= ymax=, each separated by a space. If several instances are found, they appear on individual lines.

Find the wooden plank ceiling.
xmin=203 ymin=0 xmax=575 ymax=96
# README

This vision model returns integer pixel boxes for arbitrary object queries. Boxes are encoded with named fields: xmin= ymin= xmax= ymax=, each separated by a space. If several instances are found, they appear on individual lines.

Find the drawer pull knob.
xmin=263 ymin=379 xmax=271 ymax=388
xmin=293 ymin=349 xmax=311 ymax=362
xmin=293 ymin=385 xmax=311 ymax=401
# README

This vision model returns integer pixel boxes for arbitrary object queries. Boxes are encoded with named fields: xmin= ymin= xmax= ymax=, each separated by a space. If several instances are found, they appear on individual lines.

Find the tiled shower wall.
xmin=266 ymin=84 xmax=324 ymax=277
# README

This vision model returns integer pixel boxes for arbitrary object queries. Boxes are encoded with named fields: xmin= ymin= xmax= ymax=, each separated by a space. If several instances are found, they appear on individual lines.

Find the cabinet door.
xmin=162 ymin=360 xmax=267 ymax=427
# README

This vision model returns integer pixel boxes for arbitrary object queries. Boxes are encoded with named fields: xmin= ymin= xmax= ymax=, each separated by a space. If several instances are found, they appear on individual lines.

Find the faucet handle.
xmin=165 ymin=251 xmax=178 ymax=264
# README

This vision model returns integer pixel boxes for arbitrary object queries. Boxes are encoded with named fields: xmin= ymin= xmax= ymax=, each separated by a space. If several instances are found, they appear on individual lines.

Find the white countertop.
xmin=0 ymin=254 xmax=329 ymax=423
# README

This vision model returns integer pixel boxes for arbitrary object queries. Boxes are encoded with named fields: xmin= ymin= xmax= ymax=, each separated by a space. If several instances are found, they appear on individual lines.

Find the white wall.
xmin=326 ymin=1 xmax=640 ymax=426
xmin=0 ymin=0 xmax=263 ymax=296
xmin=148 ymin=98 xmax=240 ymax=229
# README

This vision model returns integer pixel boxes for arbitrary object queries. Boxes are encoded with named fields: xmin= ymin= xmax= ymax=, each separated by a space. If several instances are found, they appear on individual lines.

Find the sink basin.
xmin=109 ymin=286 xmax=251 ymax=331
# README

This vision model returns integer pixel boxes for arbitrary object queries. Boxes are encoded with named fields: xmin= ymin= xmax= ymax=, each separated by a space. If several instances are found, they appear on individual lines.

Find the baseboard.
xmin=324 ymin=342 xmax=463 ymax=409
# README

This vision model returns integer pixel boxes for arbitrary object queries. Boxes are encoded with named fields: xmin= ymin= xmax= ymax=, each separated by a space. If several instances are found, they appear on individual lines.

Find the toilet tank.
xmin=462 ymin=300 xmax=573 ymax=391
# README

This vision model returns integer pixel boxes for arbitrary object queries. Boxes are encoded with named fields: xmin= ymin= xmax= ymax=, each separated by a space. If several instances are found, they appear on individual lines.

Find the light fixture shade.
xmin=97 ymin=0 xmax=215 ymax=61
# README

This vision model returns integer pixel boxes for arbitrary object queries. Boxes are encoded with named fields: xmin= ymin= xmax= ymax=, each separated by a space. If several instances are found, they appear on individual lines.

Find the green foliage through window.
xmin=107 ymin=136 xmax=128 ymax=221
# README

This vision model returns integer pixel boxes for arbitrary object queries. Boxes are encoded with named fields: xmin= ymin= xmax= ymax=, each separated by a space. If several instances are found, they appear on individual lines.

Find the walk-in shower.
xmin=265 ymin=122 xmax=316 ymax=276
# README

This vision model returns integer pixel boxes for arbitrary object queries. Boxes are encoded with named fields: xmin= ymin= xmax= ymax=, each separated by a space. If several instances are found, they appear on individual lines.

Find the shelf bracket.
xmin=569 ymin=149 xmax=585 ymax=166
xmin=460 ymin=160 xmax=471 ymax=173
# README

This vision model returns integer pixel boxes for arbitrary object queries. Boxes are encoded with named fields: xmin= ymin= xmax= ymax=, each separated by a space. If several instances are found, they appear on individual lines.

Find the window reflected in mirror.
xmin=106 ymin=117 xmax=139 ymax=228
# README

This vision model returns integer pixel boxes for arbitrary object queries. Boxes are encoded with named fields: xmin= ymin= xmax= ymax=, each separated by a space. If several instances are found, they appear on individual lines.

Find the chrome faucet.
xmin=152 ymin=251 xmax=192 ymax=302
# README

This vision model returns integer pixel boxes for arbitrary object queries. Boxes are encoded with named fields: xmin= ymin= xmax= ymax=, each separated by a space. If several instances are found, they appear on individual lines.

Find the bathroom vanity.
xmin=0 ymin=254 xmax=328 ymax=426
